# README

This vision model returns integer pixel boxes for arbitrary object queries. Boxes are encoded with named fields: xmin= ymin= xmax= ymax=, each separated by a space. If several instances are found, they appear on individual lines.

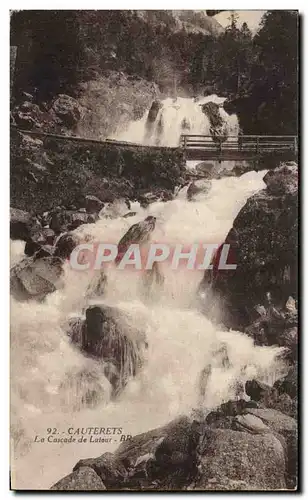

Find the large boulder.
xmin=210 ymin=162 xmax=298 ymax=329
xmin=10 ymin=256 xmax=63 ymax=301
xmin=244 ymin=298 xmax=298 ymax=362
xmin=69 ymin=417 xmax=199 ymax=490
xmin=187 ymin=180 xmax=211 ymax=201
xmin=50 ymin=94 xmax=84 ymax=128
xmin=66 ymin=304 xmax=147 ymax=396
xmin=244 ymin=408 xmax=297 ymax=489
xmin=51 ymin=466 xmax=106 ymax=491
xmin=195 ymin=428 xmax=286 ymax=490
xmin=12 ymin=101 xmax=56 ymax=131
xmin=10 ymin=207 xmax=41 ymax=241
xmin=49 ymin=208 xmax=97 ymax=234
xmin=146 ymin=100 xmax=162 ymax=124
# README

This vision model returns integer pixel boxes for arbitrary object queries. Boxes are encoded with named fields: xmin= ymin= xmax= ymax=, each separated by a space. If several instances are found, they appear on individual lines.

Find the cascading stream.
xmin=113 ymin=95 xmax=239 ymax=146
xmin=11 ymin=97 xmax=286 ymax=490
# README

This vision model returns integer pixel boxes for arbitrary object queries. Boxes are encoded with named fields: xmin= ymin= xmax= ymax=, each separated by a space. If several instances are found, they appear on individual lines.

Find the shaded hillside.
xmin=10 ymin=10 xmax=224 ymax=102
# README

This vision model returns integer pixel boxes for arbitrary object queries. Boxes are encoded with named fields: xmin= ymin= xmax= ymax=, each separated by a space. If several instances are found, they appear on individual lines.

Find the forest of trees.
xmin=10 ymin=10 xmax=298 ymax=134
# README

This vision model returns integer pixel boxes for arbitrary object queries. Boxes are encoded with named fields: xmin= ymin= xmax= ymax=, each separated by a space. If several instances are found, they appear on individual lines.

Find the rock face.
xmin=195 ymin=428 xmax=286 ymax=490
xmin=51 ymin=466 xmax=106 ymax=491
xmin=210 ymin=162 xmax=298 ymax=329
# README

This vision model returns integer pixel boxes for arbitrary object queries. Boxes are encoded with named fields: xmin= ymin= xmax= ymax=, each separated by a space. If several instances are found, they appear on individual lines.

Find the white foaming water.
xmin=10 ymin=169 xmax=286 ymax=490
xmin=113 ymin=95 xmax=239 ymax=146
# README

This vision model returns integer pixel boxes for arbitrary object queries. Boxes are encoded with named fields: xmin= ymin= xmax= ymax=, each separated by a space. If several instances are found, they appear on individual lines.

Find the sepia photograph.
xmin=9 ymin=9 xmax=298 ymax=491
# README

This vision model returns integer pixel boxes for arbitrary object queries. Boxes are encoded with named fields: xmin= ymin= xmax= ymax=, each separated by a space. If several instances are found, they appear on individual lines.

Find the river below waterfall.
xmin=11 ymin=96 xmax=286 ymax=489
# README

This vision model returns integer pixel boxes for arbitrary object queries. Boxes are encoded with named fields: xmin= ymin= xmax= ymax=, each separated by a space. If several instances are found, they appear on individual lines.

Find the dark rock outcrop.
xmin=200 ymin=101 xmax=228 ymax=144
xmin=209 ymin=162 xmax=298 ymax=329
xmin=10 ymin=207 xmax=41 ymax=241
xmin=274 ymin=366 xmax=297 ymax=400
xmin=49 ymin=209 xmax=97 ymax=234
xmin=195 ymin=428 xmax=286 ymax=490
xmin=146 ymin=100 xmax=162 ymax=124
xmin=66 ymin=304 xmax=147 ymax=396
xmin=244 ymin=297 xmax=298 ymax=362
xmin=187 ymin=180 xmax=211 ymax=201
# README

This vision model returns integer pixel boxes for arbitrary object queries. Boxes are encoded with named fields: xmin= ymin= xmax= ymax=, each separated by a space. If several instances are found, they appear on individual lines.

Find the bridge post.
xmin=256 ymin=136 xmax=260 ymax=154
xmin=294 ymin=136 xmax=298 ymax=155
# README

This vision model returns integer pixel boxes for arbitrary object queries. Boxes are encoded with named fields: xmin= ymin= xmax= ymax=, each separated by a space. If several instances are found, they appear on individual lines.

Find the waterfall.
xmin=113 ymin=95 xmax=239 ymax=146
xmin=11 ymin=99 xmax=285 ymax=490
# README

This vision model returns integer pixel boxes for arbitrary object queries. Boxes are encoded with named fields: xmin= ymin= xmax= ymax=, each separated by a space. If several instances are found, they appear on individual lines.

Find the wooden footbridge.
xmin=12 ymin=126 xmax=298 ymax=163
xmin=180 ymin=134 xmax=298 ymax=161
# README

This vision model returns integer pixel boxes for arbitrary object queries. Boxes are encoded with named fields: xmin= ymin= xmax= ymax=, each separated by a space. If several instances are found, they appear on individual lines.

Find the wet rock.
xmin=245 ymin=379 xmax=279 ymax=408
xmin=244 ymin=301 xmax=298 ymax=362
xmin=146 ymin=100 xmax=162 ymax=123
xmin=117 ymin=215 xmax=156 ymax=263
xmin=67 ymin=304 xmax=147 ymax=396
xmin=10 ymin=207 xmax=41 ymax=241
xmin=86 ymin=271 xmax=107 ymax=299
xmin=187 ymin=180 xmax=211 ymax=201
xmin=73 ymin=417 xmax=199 ymax=490
xmin=24 ymin=227 xmax=56 ymax=257
xmin=194 ymin=162 xmax=215 ymax=178
xmin=49 ymin=209 xmax=96 ymax=234
xmin=200 ymin=102 xmax=223 ymax=129
xmin=245 ymin=376 xmax=297 ymax=418
xmin=10 ymin=256 xmax=63 ymax=301
xmin=51 ymin=466 xmax=106 ymax=491
xmin=54 ymin=232 xmax=78 ymax=259
xmin=59 ymin=369 xmax=109 ymax=410
xmin=195 ymin=428 xmax=286 ymax=490
xmin=42 ymin=227 xmax=56 ymax=245
xmin=138 ymin=189 xmax=173 ymax=208
xmin=24 ymin=239 xmax=42 ymax=257
xmin=84 ymin=195 xmax=104 ymax=214
xmin=123 ymin=211 xmax=137 ymax=219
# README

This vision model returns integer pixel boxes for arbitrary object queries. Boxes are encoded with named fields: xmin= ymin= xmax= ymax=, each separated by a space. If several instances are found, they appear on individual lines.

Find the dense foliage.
xmin=11 ymin=10 xmax=298 ymax=134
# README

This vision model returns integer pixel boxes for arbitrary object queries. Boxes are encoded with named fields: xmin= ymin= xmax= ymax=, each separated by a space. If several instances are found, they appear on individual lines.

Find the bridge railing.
xmin=180 ymin=134 xmax=298 ymax=154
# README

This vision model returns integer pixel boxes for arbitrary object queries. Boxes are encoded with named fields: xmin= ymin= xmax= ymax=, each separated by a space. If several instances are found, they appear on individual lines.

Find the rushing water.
xmin=11 ymin=97 xmax=286 ymax=490
xmin=113 ymin=95 xmax=239 ymax=146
